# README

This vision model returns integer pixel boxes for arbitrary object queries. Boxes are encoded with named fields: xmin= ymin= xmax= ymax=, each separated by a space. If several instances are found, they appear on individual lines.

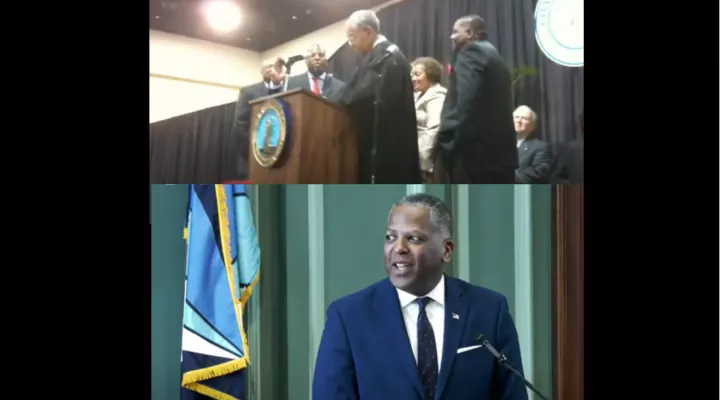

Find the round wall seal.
xmin=535 ymin=0 xmax=583 ymax=67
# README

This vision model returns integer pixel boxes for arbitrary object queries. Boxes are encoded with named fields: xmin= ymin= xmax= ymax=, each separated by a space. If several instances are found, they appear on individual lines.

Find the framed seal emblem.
xmin=250 ymin=99 xmax=292 ymax=167
xmin=535 ymin=0 xmax=583 ymax=67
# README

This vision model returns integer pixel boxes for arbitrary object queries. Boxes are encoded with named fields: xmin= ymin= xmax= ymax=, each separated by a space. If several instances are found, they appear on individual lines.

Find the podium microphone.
xmin=475 ymin=333 xmax=552 ymax=400
xmin=280 ymin=55 xmax=305 ymax=92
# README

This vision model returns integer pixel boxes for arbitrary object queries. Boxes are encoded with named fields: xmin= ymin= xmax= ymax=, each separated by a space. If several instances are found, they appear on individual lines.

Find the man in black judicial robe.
xmin=432 ymin=15 xmax=518 ymax=184
xmin=336 ymin=10 xmax=421 ymax=184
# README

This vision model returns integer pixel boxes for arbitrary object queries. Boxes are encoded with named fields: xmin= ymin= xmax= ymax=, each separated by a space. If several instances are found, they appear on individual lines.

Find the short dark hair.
xmin=393 ymin=193 xmax=452 ymax=237
xmin=411 ymin=57 xmax=444 ymax=85
xmin=458 ymin=14 xmax=488 ymax=40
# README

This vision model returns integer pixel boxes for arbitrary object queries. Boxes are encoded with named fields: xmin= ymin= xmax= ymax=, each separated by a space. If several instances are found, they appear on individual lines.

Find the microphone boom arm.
xmin=477 ymin=336 xmax=552 ymax=400
xmin=279 ymin=55 xmax=305 ymax=93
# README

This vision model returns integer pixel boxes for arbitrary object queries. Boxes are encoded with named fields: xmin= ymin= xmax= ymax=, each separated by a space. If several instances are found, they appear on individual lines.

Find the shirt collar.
xmin=308 ymin=71 xmax=327 ymax=80
xmin=373 ymin=35 xmax=388 ymax=48
xmin=396 ymin=275 xmax=445 ymax=308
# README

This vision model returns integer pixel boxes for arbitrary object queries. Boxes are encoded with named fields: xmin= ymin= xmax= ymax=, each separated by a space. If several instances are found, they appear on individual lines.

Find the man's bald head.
xmin=513 ymin=105 xmax=537 ymax=138
xmin=306 ymin=44 xmax=328 ymax=76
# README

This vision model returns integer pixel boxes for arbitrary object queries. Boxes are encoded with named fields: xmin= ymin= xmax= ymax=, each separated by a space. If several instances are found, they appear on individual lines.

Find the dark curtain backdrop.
xmin=149 ymin=102 xmax=238 ymax=183
xmin=328 ymin=0 xmax=584 ymax=147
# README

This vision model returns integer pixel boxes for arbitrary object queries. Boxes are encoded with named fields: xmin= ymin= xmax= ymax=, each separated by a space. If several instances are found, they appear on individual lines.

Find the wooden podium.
xmin=247 ymin=88 xmax=357 ymax=183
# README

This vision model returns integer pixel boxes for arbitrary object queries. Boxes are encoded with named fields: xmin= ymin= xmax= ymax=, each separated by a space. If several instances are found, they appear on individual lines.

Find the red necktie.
xmin=311 ymin=76 xmax=320 ymax=94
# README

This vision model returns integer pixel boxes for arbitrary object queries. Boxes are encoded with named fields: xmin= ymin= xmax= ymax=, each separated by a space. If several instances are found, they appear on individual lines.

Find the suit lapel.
xmin=435 ymin=276 xmax=469 ymax=400
xmin=518 ymin=139 xmax=530 ymax=160
xmin=298 ymin=74 xmax=310 ymax=91
xmin=374 ymin=279 xmax=424 ymax=399
xmin=321 ymin=75 xmax=332 ymax=95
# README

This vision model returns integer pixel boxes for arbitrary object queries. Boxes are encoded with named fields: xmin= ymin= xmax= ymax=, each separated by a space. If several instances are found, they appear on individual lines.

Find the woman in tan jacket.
xmin=411 ymin=57 xmax=447 ymax=183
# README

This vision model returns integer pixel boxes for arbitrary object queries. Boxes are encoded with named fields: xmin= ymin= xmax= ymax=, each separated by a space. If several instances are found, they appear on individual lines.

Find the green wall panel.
xmin=467 ymin=184 xmax=516 ymax=312
xmin=150 ymin=184 xmax=188 ymax=400
xmin=323 ymin=184 xmax=407 ymax=302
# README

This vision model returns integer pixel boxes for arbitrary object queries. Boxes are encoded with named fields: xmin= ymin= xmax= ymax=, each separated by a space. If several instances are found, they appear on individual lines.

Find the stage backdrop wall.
xmin=151 ymin=184 xmax=553 ymax=400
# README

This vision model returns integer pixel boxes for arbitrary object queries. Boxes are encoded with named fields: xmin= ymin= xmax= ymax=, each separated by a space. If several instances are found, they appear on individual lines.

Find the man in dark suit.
xmin=313 ymin=193 xmax=528 ymax=400
xmin=233 ymin=62 xmax=285 ymax=179
xmin=286 ymin=44 xmax=346 ymax=100
xmin=433 ymin=15 xmax=517 ymax=184
xmin=514 ymin=105 xmax=553 ymax=183
xmin=552 ymin=110 xmax=584 ymax=184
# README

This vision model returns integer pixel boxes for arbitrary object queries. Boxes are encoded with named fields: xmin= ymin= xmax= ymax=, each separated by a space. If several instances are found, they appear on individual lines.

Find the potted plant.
xmin=511 ymin=65 xmax=540 ymax=105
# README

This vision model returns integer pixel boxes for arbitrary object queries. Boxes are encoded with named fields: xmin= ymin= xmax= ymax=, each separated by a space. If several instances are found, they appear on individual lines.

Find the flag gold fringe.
xmin=183 ymin=227 xmax=188 ymax=240
xmin=239 ymin=271 xmax=260 ymax=307
xmin=181 ymin=357 xmax=248 ymax=386
xmin=214 ymin=185 xmax=246 ymax=343
xmin=184 ymin=382 xmax=240 ymax=400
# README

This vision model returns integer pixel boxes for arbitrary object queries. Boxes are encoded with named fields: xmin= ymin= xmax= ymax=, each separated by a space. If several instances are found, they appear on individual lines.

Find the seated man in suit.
xmin=514 ymin=105 xmax=553 ymax=183
xmin=286 ymin=44 xmax=345 ymax=100
xmin=233 ymin=62 xmax=285 ymax=178
xmin=313 ymin=193 xmax=528 ymax=400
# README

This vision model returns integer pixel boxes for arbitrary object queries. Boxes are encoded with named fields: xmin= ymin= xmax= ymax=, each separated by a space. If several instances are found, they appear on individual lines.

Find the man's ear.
xmin=442 ymin=239 xmax=455 ymax=263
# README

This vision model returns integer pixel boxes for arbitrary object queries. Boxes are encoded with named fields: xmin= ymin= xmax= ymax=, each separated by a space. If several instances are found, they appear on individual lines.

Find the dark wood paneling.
xmin=551 ymin=185 xmax=584 ymax=400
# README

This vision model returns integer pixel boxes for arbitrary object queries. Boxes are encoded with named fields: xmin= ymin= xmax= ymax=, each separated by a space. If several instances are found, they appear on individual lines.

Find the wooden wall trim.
xmin=150 ymin=72 xmax=242 ymax=91
xmin=551 ymin=185 xmax=584 ymax=400
xmin=307 ymin=184 xmax=325 ymax=400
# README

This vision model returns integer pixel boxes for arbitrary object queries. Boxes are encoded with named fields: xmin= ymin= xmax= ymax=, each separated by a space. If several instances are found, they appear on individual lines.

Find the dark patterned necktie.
xmin=416 ymin=297 xmax=438 ymax=400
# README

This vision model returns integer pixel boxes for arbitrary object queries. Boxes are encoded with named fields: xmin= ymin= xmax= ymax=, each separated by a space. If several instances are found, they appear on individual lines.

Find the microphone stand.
xmin=478 ymin=336 xmax=552 ymax=400
xmin=282 ymin=62 xmax=294 ymax=93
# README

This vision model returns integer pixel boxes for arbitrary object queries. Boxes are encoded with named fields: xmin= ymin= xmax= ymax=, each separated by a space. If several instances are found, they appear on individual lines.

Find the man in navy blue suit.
xmin=312 ymin=193 xmax=528 ymax=400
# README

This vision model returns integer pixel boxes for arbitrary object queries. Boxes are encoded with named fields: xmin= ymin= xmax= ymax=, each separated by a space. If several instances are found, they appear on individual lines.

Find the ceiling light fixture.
xmin=204 ymin=0 xmax=242 ymax=33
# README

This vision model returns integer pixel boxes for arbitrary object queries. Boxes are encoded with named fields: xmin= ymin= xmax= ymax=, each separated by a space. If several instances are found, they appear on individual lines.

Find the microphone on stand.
xmin=279 ymin=55 xmax=305 ymax=92
xmin=475 ymin=333 xmax=552 ymax=400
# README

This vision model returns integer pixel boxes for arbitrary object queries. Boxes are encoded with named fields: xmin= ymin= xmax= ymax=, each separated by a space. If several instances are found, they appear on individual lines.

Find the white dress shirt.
xmin=373 ymin=35 xmax=388 ymax=48
xmin=396 ymin=275 xmax=445 ymax=370
xmin=307 ymin=72 xmax=327 ymax=94
xmin=516 ymin=138 xmax=525 ymax=148
xmin=265 ymin=81 xmax=283 ymax=91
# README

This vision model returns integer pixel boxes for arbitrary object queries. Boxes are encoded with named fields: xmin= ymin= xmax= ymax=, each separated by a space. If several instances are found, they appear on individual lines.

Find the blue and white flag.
xmin=181 ymin=184 xmax=261 ymax=400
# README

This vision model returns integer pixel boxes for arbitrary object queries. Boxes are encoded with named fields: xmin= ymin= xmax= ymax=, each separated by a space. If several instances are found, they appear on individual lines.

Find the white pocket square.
xmin=456 ymin=345 xmax=483 ymax=354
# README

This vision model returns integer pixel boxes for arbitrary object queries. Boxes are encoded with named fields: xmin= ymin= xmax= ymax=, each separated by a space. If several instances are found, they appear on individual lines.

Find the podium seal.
xmin=534 ymin=0 xmax=583 ymax=67
xmin=251 ymin=99 xmax=291 ymax=167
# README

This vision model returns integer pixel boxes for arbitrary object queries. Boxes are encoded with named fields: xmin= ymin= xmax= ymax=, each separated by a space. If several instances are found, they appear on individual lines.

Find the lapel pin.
xmin=452 ymin=313 xmax=459 ymax=320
